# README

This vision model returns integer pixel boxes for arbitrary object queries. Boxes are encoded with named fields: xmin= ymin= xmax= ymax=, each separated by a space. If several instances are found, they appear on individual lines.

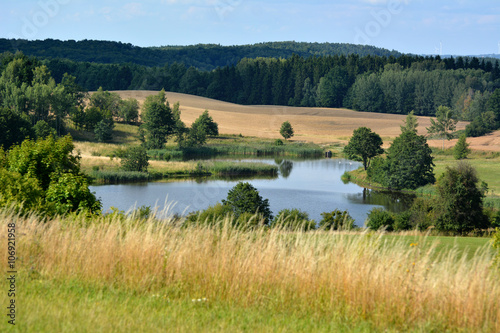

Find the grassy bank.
xmin=149 ymin=135 xmax=324 ymax=160
xmin=342 ymin=149 xmax=500 ymax=207
xmin=88 ymin=160 xmax=278 ymax=184
xmin=1 ymin=211 xmax=498 ymax=332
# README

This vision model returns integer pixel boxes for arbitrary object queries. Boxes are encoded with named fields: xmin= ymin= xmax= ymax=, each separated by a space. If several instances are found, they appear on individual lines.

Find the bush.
xmin=94 ymin=119 xmax=114 ymax=142
xmin=120 ymin=146 xmax=149 ymax=172
xmin=274 ymin=139 xmax=284 ymax=146
xmin=393 ymin=210 xmax=412 ymax=231
xmin=271 ymin=208 xmax=316 ymax=231
xmin=319 ymin=209 xmax=354 ymax=230
xmin=366 ymin=208 xmax=394 ymax=231
xmin=33 ymin=120 xmax=56 ymax=139
xmin=186 ymin=203 xmax=232 ymax=226
xmin=435 ymin=162 xmax=489 ymax=234
xmin=222 ymin=182 xmax=272 ymax=224
xmin=453 ymin=134 xmax=470 ymax=160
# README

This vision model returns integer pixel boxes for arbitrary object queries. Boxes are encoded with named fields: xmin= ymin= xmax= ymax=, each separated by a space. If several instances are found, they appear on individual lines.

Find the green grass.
xmin=8 ymin=276 xmax=380 ymax=333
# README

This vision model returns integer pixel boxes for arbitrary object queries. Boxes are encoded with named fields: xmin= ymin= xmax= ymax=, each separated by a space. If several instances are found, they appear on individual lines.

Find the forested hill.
xmin=0 ymin=38 xmax=401 ymax=70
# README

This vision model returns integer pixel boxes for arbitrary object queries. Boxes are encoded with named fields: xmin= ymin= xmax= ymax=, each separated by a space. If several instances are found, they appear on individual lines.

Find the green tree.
xmin=196 ymin=110 xmax=219 ymax=137
xmin=141 ymin=90 xmax=176 ymax=149
xmin=435 ymin=162 xmax=489 ymax=234
xmin=453 ymin=134 xmax=470 ymax=160
xmin=0 ymin=135 xmax=101 ymax=215
xmin=89 ymin=87 xmax=121 ymax=117
xmin=427 ymin=105 xmax=457 ymax=150
xmin=118 ymin=98 xmax=139 ymax=123
xmin=384 ymin=131 xmax=435 ymax=190
xmin=222 ymin=182 xmax=272 ymax=224
xmin=33 ymin=120 xmax=56 ymax=139
xmin=400 ymin=111 xmax=418 ymax=134
xmin=120 ymin=146 xmax=149 ymax=172
xmin=486 ymin=88 xmax=500 ymax=129
xmin=317 ymin=67 xmax=350 ymax=108
xmin=344 ymin=127 xmax=384 ymax=170
xmin=94 ymin=119 xmax=114 ymax=142
xmin=0 ymin=107 xmax=32 ymax=149
xmin=280 ymin=121 xmax=294 ymax=140
xmin=185 ymin=119 xmax=207 ymax=147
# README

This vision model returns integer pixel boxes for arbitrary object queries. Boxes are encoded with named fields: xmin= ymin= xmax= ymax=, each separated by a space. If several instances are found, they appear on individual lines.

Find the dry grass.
xmin=2 ymin=210 xmax=499 ymax=332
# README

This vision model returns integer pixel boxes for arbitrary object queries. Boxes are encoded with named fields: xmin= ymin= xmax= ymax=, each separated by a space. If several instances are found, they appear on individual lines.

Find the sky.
xmin=1 ymin=0 xmax=499 ymax=56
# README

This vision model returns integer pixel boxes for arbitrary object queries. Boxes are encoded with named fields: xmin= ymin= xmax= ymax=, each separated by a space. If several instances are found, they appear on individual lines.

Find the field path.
xmin=111 ymin=90 xmax=500 ymax=151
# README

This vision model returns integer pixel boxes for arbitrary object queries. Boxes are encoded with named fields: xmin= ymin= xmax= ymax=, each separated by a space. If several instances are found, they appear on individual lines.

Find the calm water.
xmin=90 ymin=158 xmax=412 ymax=226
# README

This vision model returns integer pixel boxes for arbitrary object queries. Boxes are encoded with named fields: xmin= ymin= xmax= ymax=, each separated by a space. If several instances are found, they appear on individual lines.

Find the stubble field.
xmin=112 ymin=90 xmax=500 ymax=151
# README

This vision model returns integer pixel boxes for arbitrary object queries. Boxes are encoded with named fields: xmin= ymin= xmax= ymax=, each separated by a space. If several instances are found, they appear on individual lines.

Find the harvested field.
xmin=109 ymin=90 xmax=500 ymax=151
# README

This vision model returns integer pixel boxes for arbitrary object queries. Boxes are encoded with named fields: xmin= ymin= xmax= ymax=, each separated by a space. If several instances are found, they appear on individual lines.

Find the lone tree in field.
xmin=343 ymin=127 xmax=384 ymax=170
xmin=280 ymin=121 xmax=294 ymax=141
xmin=400 ymin=111 xmax=418 ymax=134
xmin=427 ymin=105 xmax=457 ymax=150
xmin=453 ymin=134 xmax=470 ymax=160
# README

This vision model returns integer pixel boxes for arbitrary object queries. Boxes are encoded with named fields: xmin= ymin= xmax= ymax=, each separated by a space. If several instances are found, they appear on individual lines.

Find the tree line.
xmin=2 ymin=50 xmax=500 ymax=137
xmin=1 ymin=38 xmax=402 ymax=70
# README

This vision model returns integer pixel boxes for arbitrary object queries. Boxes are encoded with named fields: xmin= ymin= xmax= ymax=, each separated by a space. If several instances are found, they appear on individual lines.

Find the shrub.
xmin=453 ymin=134 xmax=470 ymax=160
xmin=393 ymin=210 xmax=412 ymax=231
xmin=319 ymin=209 xmax=354 ymax=230
xmin=435 ymin=162 xmax=489 ymax=234
xmin=120 ymin=146 xmax=149 ymax=172
xmin=222 ymin=182 xmax=272 ymax=224
xmin=186 ymin=203 xmax=232 ymax=226
xmin=33 ymin=120 xmax=56 ymax=139
xmin=366 ymin=208 xmax=394 ymax=231
xmin=274 ymin=139 xmax=284 ymax=146
xmin=280 ymin=121 xmax=294 ymax=140
xmin=94 ymin=119 xmax=114 ymax=142
xmin=271 ymin=208 xmax=316 ymax=231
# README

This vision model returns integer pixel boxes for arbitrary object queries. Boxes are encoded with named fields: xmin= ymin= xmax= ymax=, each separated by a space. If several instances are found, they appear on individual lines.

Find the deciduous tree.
xmin=343 ymin=127 xmax=383 ymax=170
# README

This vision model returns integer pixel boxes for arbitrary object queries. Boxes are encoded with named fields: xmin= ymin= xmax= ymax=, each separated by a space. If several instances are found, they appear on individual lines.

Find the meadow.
xmin=1 ymin=210 xmax=498 ymax=332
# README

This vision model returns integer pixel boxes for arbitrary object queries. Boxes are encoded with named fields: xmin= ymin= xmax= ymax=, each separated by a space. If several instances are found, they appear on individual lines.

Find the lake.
xmin=90 ymin=158 xmax=412 ymax=226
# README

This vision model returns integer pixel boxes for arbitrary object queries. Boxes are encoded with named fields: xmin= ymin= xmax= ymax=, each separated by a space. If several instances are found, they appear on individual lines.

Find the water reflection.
xmin=276 ymin=160 xmax=293 ymax=178
xmin=346 ymin=188 xmax=414 ymax=213
xmin=91 ymin=158 xmax=413 ymax=227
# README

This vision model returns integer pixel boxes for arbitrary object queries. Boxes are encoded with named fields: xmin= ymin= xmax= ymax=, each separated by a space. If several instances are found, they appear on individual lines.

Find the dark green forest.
xmin=0 ymin=38 xmax=401 ymax=69
xmin=2 ymin=38 xmax=500 ymax=137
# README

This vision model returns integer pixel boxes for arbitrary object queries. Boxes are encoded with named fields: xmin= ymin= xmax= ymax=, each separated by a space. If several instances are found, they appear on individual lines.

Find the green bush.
xmin=366 ymin=208 xmax=394 ymax=231
xmin=121 ymin=146 xmax=149 ymax=172
xmin=94 ymin=119 xmax=114 ymax=142
xmin=186 ymin=203 xmax=232 ymax=226
xmin=319 ymin=209 xmax=354 ymax=230
xmin=393 ymin=210 xmax=412 ymax=231
xmin=271 ymin=208 xmax=316 ymax=231
xmin=274 ymin=139 xmax=284 ymax=146
xmin=222 ymin=182 xmax=272 ymax=224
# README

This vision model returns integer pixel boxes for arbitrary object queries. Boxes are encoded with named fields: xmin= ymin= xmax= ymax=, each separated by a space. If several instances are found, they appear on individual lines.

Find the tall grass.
xmin=2 ymin=211 xmax=499 ymax=332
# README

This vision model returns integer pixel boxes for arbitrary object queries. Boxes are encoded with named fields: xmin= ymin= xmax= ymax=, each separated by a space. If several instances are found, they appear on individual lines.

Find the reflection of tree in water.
xmin=277 ymin=160 xmax=294 ymax=178
xmin=347 ymin=188 xmax=415 ymax=213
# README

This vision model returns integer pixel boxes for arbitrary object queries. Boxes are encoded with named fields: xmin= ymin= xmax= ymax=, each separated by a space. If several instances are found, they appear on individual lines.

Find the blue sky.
xmin=1 ymin=0 xmax=499 ymax=55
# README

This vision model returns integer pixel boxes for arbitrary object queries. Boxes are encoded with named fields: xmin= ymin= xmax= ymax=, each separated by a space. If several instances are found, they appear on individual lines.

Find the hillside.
xmin=1 ymin=38 xmax=401 ymax=70
xmin=108 ymin=90 xmax=500 ymax=152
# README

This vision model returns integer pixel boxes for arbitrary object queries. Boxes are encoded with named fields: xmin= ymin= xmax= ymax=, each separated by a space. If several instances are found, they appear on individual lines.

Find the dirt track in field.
xmin=111 ymin=90 xmax=500 ymax=151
